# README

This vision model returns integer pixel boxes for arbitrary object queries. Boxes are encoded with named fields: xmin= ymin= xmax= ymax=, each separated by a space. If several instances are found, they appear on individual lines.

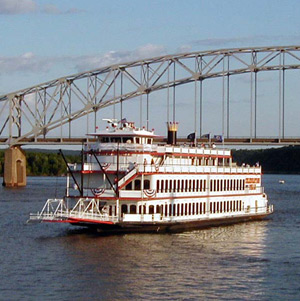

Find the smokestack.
xmin=167 ymin=122 xmax=178 ymax=145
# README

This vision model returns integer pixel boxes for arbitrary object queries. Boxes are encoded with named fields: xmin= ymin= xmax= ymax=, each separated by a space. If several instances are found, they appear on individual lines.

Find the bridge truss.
xmin=1 ymin=46 xmax=300 ymax=146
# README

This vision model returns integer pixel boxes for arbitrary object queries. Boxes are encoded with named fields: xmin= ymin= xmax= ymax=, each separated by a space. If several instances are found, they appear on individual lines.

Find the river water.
xmin=0 ymin=175 xmax=299 ymax=300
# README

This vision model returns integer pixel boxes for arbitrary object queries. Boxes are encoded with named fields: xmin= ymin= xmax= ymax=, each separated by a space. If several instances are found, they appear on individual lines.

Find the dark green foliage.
xmin=232 ymin=146 xmax=300 ymax=174
xmin=0 ymin=149 xmax=80 ymax=176
xmin=0 ymin=146 xmax=300 ymax=175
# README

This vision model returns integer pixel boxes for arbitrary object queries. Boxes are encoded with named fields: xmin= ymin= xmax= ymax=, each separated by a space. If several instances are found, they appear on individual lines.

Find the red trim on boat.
xmin=68 ymin=217 xmax=114 ymax=225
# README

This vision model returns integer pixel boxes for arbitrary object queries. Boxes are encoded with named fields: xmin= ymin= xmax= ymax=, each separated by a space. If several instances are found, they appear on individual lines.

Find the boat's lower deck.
xmin=68 ymin=211 xmax=273 ymax=234
xmin=28 ymin=194 xmax=273 ymax=234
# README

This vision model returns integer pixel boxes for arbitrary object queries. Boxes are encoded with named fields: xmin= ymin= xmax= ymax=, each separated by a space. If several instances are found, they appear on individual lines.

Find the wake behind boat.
xmin=28 ymin=119 xmax=273 ymax=233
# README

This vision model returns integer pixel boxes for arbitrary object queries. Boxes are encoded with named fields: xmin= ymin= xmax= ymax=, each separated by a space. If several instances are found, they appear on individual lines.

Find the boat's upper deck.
xmin=86 ymin=119 xmax=231 ymax=158
xmin=87 ymin=142 xmax=231 ymax=158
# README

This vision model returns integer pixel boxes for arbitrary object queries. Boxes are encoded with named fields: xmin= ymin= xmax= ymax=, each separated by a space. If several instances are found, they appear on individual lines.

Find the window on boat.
xmin=111 ymin=137 xmax=122 ymax=143
xmin=125 ymin=182 xmax=132 ymax=190
xmin=144 ymin=179 xmax=150 ymax=190
xmin=147 ymin=138 xmax=152 ymax=144
xmin=135 ymin=179 xmax=141 ymax=190
xmin=135 ymin=137 xmax=140 ymax=144
xmin=130 ymin=205 xmax=136 ymax=214
xmin=149 ymin=205 xmax=154 ymax=214
xmin=121 ymin=204 xmax=128 ymax=216
xmin=138 ymin=205 xmax=146 ymax=214
xmin=100 ymin=137 xmax=110 ymax=143
xmin=156 ymin=180 xmax=160 ymax=192
xmin=123 ymin=137 xmax=133 ymax=143
xmin=156 ymin=205 xmax=161 ymax=213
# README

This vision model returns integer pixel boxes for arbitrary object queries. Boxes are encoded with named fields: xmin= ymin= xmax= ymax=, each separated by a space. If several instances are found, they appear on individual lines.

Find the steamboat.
xmin=28 ymin=119 xmax=273 ymax=233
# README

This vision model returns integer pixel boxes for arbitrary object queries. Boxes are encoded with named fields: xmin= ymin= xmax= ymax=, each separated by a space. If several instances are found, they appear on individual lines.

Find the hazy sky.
xmin=1 ymin=0 xmax=300 ymax=93
xmin=1 ymin=0 xmax=300 ymax=137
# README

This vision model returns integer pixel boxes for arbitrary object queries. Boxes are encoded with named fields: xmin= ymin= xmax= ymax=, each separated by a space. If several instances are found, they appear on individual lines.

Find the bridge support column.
xmin=3 ymin=146 xmax=26 ymax=187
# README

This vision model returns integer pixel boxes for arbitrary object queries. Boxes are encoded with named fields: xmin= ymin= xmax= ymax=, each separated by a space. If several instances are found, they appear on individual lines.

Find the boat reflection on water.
xmin=53 ymin=220 xmax=270 ymax=300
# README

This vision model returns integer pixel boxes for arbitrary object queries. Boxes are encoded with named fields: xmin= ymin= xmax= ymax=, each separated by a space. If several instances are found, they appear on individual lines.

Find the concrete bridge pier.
xmin=3 ymin=146 xmax=26 ymax=187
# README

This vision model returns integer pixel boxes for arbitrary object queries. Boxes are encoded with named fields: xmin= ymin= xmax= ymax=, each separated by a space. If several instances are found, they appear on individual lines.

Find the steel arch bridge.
xmin=2 ymin=45 xmax=300 ymax=147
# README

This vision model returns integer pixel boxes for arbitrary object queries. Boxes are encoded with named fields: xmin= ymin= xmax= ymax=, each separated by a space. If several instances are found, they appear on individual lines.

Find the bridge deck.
xmin=1 ymin=137 xmax=300 ymax=146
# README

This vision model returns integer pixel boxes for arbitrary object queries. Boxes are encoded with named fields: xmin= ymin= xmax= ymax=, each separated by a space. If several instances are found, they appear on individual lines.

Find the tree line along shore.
xmin=0 ymin=146 xmax=300 ymax=176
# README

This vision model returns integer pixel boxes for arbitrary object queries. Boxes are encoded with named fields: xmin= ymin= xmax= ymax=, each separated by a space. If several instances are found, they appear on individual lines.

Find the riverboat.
xmin=28 ymin=119 xmax=273 ymax=233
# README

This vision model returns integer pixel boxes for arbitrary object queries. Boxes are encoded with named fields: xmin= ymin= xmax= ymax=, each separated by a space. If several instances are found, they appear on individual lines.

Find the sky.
xmin=1 ymin=0 xmax=300 ymax=138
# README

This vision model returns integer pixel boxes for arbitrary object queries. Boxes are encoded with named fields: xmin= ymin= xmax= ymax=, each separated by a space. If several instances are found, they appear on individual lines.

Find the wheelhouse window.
xmin=123 ymin=137 xmax=133 ymax=143
xmin=111 ymin=137 xmax=121 ymax=143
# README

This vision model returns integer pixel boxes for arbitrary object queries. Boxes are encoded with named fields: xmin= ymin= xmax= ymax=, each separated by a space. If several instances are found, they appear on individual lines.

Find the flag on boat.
xmin=214 ymin=134 xmax=223 ymax=142
xmin=187 ymin=132 xmax=196 ymax=141
xmin=201 ymin=133 xmax=210 ymax=139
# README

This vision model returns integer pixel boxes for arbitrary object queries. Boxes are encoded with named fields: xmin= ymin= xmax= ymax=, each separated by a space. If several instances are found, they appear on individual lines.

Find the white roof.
xmin=87 ymin=127 xmax=161 ymax=138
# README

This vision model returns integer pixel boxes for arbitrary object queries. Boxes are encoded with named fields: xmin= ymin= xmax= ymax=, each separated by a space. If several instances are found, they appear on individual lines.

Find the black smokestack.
xmin=167 ymin=122 xmax=178 ymax=145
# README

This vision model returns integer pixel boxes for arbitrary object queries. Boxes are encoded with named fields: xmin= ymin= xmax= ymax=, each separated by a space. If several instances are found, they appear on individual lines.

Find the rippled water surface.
xmin=0 ymin=175 xmax=300 ymax=300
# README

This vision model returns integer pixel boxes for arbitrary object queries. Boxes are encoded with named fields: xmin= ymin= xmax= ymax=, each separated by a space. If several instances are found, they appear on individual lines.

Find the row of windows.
xmin=107 ymin=200 xmax=244 ymax=217
xmin=156 ymin=179 xmax=207 ymax=193
xmin=210 ymin=179 xmax=245 ymax=192
xmin=125 ymin=179 xmax=150 ymax=190
xmin=125 ymin=178 xmax=248 ymax=193
xmin=156 ymin=178 xmax=246 ymax=193
xmin=100 ymin=137 xmax=152 ymax=144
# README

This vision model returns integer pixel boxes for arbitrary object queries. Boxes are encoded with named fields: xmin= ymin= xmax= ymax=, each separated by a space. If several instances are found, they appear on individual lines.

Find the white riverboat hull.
xmin=28 ymin=119 xmax=274 ymax=235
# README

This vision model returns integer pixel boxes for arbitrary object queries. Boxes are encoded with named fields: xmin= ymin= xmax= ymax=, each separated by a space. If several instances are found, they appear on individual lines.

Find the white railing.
xmin=28 ymin=198 xmax=119 ymax=223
